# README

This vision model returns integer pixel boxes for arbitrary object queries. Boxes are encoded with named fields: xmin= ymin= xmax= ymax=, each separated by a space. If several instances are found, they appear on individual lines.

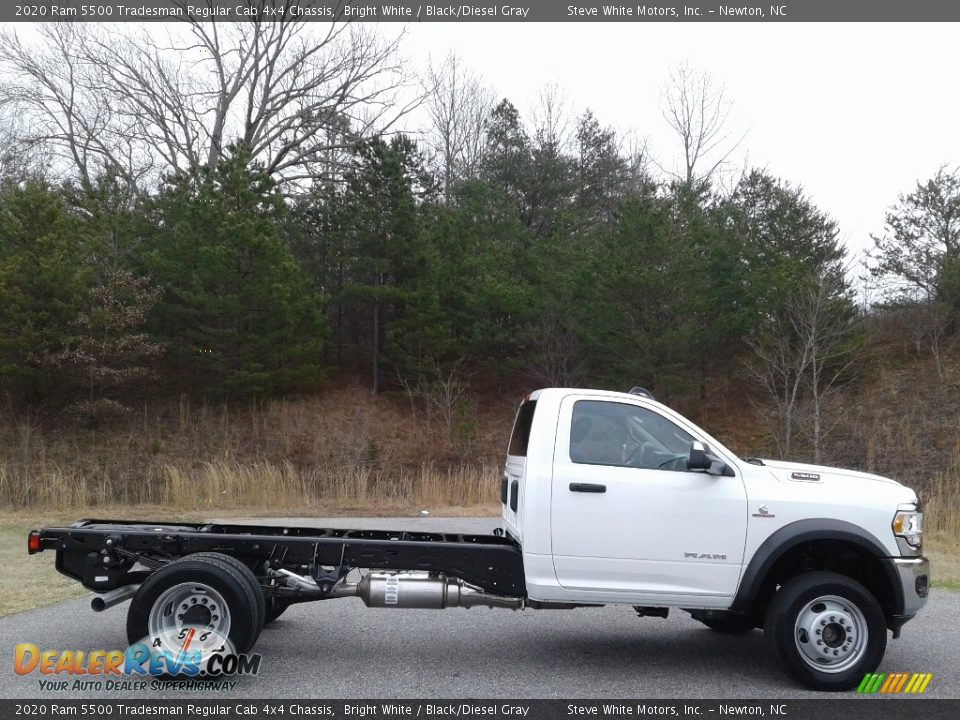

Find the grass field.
xmin=926 ymin=533 xmax=960 ymax=591
xmin=2 ymin=507 xmax=956 ymax=619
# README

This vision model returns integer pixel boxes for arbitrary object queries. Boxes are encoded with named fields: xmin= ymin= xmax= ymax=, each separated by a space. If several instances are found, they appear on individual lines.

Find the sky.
xmin=394 ymin=22 xmax=960 ymax=262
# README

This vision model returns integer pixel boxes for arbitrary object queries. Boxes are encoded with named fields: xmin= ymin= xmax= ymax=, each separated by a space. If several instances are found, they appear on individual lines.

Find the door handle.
xmin=569 ymin=482 xmax=606 ymax=493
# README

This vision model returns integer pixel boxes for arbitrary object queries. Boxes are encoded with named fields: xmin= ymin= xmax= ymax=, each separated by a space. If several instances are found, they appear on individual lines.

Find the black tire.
xmin=765 ymin=571 xmax=886 ymax=691
xmin=692 ymin=610 xmax=756 ymax=634
xmin=127 ymin=555 xmax=263 ymax=656
xmin=187 ymin=552 xmax=265 ymax=637
xmin=264 ymin=598 xmax=291 ymax=624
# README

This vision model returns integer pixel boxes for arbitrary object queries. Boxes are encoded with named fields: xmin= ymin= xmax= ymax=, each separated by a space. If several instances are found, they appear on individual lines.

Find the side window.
xmin=569 ymin=400 xmax=696 ymax=471
xmin=508 ymin=401 xmax=537 ymax=457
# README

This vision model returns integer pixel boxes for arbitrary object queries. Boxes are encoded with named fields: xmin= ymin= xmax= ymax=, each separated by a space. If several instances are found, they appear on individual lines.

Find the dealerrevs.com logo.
xmin=13 ymin=628 xmax=262 ymax=691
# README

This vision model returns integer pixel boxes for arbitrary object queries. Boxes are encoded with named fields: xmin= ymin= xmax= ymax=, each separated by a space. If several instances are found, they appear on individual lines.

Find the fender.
xmin=731 ymin=518 xmax=903 ymax=616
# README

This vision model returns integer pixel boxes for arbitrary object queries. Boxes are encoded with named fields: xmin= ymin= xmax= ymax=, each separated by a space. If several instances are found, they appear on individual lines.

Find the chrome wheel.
xmin=793 ymin=594 xmax=868 ymax=674
xmin=147 ymin=582 xmax=231 ymax=653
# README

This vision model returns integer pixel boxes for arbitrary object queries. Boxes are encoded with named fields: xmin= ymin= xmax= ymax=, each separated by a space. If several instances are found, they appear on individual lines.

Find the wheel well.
xmin=745 ymin=540 xmax=898 ymax=625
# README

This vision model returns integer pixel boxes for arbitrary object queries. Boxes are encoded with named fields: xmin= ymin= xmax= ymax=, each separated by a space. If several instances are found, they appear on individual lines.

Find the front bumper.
xmin=886 ymin=556 xmax=930 ymax=636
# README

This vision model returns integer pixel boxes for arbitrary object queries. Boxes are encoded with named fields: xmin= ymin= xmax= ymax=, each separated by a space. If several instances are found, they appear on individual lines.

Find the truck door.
xmin=550 ymin=396 xmax=748 ymax=602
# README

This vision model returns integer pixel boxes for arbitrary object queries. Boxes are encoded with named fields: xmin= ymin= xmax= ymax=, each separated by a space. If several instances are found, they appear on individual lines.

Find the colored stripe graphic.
xmin=879 ymin=674 xmax=896 ymax=693
xmin=857 ymin=672 xmax=932 ymax=694
xmin=855 ymin=674 xmax=874 ymax=693
xmin=893 ymin=673 xmax=909 ymax=693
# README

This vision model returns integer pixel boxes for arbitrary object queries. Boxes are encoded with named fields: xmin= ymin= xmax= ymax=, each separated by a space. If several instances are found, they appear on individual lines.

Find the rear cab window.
xmin=507 ymin=400 xmax=537 ymax=457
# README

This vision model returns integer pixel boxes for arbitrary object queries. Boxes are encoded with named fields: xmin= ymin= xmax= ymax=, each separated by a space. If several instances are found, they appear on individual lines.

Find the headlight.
xmin=893 ymin=509 xmax=923 ymax=553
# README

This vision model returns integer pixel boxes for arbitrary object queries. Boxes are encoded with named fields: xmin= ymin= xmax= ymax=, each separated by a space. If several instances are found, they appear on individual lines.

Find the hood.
xmin=759 ymin=459 xmax=906 ymax=488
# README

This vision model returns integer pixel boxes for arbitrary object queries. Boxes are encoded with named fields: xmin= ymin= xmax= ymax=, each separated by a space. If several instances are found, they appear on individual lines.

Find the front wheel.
xmin=765 ymin=571 xmax=886 ymax=691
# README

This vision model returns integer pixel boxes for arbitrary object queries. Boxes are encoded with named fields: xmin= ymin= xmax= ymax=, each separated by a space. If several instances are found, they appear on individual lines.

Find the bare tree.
xmin=421 ymin=52 xmax=492 ymax=200
xmin=0 ymin=25 xmax=124 ymax=190
xmin=747 ymin=270 xmax=861 ymax=461
xmin=529 ymin=82 xmax=574 ymax=155
xmin=660 ymin=63 xmax=743 ymax=191
xmin=0 ymin=4 xmax=415 ymax=191
xmin=796 ymin=272 xmax=863 ymax=462
xmin=397 ymin=359 xmax=471 ymax=443
xmin=621 ymin=131 xmax=654 ymax=195
xmin=0 ymin=109 xmax=40 ymax=182
xmin=747 ymin=311 xmax=811 ymax=460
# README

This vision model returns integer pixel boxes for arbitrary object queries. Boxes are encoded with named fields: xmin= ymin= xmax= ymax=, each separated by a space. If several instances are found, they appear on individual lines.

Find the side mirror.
xmin=688 ymin=441 xmax=736 ymax=477
xmin=688 ymin=441 xmax=711 ymax=471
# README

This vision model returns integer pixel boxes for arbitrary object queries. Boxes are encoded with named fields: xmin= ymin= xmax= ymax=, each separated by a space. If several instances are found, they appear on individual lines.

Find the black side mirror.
xmin=688 ymin=441 xmax=711 ymax=471
xmin=688 ymin=441 xmax=736 ymax=476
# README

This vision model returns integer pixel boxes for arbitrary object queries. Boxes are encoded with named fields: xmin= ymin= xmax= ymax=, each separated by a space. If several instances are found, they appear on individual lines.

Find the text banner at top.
xmin=6 ymin=0 xmax=960 ymax=23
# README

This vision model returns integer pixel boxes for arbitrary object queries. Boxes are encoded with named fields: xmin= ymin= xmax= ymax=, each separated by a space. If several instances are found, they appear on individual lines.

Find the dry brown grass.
xmin=923 ymin=468 xmax=960 ymax=540
xmin=3 ymin=361 xmax=960 ymax=538
xmin=160 ymin=460 xmax=500 ymax=511
xmin=927 ymin=536 xmax=960 ymax=590
xmin=0 ymin=525 xmax=88 ymax=617
xmin=0 ymin=383 xmax=511 ymax=513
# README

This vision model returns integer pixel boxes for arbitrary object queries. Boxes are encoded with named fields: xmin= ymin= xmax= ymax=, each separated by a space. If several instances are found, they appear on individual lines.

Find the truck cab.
xmin=503 ymin=388 xmax=929 ymax=690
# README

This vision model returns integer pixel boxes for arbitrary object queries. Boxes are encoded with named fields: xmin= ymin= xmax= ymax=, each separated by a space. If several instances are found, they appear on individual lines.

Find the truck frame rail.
xmin=30 ymin=519 xmax=527 ymax=599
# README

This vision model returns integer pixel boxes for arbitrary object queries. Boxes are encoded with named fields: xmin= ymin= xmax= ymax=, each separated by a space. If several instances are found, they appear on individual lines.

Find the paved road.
xmin=2 ymin=517 xmax=958 ymax=699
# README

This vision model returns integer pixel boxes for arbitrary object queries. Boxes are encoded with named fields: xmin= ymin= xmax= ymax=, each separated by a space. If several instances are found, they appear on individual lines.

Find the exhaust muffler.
xmin=356 ymin=571 xmax=522 ymax=610
xmin=265 ymin=567 xmax=522 ymax=609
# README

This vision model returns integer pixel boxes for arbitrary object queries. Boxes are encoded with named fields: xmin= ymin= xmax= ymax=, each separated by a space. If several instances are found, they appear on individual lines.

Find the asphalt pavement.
xmin=2 ymin=517 xmax=957 ymax=699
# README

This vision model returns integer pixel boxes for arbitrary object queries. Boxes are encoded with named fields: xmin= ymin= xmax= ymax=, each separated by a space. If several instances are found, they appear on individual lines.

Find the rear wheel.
xmin=127 ymin=555 xmax=264 ymax=660
xmin=765 ymin=571 xmax=886 ymax=691
xmin=187 ymin=552 xmax=265 ymax=635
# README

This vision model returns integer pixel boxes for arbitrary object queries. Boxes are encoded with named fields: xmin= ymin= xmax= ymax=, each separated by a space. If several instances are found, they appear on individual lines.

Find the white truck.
xmin=30 ymin=387 xmax=929 ymax=691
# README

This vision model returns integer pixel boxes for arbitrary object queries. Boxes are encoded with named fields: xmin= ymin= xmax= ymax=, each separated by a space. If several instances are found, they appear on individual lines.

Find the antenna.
xmin=628 ymin=386 xmax=655 ymax=400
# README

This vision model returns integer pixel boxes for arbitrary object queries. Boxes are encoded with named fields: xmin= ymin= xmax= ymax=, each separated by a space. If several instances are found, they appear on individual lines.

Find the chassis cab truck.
xmin=29 ymin=388 xmax=929 ymax=690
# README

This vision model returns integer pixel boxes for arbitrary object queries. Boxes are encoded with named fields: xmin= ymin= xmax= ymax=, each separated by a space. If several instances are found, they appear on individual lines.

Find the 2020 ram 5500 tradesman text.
xmin=29 ymin=387 xmax=929 ymax=690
